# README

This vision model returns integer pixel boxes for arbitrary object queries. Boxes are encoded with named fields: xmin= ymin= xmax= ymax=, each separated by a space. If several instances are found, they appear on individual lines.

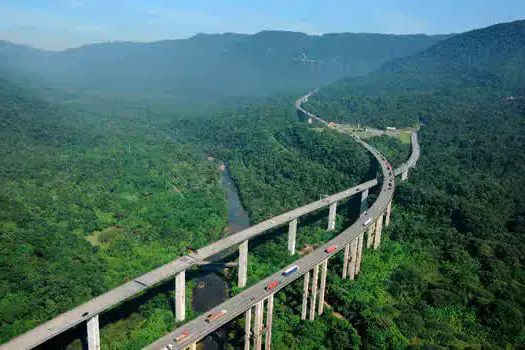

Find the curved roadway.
xmin=145 ymin=92 xmax=418 ymax=349
xmin=2 ymin=91 xmax=419 ymax=350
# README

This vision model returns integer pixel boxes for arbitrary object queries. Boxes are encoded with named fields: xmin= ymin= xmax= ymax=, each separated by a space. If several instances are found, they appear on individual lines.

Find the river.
xmin=191 ymin=164 xmax=251 ymax=350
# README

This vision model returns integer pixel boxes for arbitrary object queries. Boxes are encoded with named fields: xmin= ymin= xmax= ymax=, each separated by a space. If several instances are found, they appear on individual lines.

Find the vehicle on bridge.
xmin=175 ymin=330 xmax=189 ymax=343
xmin=325 ymin=245 xmax=337 ymax=253
xmin=266 ymin=280 xmax=282 ymax=291
xmin=283 ymin=265 xmax=299 ymax=276
xmin=363 ymin=218 xmax=372 ymax=226
xmin=206 ymin=310 xmax=227 ymax=323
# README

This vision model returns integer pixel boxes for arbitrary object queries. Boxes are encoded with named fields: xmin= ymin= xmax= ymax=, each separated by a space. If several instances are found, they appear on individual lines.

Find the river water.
xmin=191 ymin=165 xmax=251 ymax=349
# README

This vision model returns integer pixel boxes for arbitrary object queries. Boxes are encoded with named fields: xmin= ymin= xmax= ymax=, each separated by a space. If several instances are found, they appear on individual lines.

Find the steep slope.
xmin=380 ymin=20 xmax=525 ymax=87
xmin=302 ymin=19 xmax=525 ymax=347
xmin=0 ymin=31 xmax=449 ymax=100
xmin=0 ymin=74 xmax=232 ymax=345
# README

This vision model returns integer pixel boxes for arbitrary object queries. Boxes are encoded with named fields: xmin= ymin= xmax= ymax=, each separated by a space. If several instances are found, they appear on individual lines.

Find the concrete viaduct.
xmin=1 ymin=91 xmax=419 ymax=350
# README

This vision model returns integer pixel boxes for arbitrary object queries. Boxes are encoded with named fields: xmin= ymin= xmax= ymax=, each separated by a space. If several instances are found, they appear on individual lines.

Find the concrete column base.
xmin=374 ymin=214 xmax=384 ymax=249
xmin=253 ymin=300 xmax=264 ymax=350
xmin=87 ymin=315 xmax=100 ymax=350
xmin=342 ymin=243 xmax=350 ymax=279
xmin=175 ymin=270 xmax=186 ymax=321
xmin=238 ymin=240 xmax=248 ymax=288
xmin=385 ymin=201 xmax=392 ymax=227
xmin=318 ymin=259 xmax=328 ymax=315
xmin=360 ymin=188 xmax=369 ymax=216
xmin=265 ymin=294 xmax=274 ymax=350
xmin=288 ymin=218 xmax=297 ymax=255
xmin=245 ymin=308 xmax=252 ymax=350
xmin=355 ymin=232 xmax=364 ymax=275
xmin=367 ymin=223 xmax=375 ymax=249
xmin=348 ymin=239 xmax=358 ymax=280
xmin=301 ymin=271 xmax=310 ymax=320
xmin=309 ymin=265 xmax=319 ymax=321
xmin=327 ymin=202 xmax=337 ymax=231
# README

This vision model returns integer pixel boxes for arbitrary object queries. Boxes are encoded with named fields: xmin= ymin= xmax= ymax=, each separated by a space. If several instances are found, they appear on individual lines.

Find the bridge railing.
xmin=1 ymin=90 xmax=419 ymax=350
xmin=145 ymin=93 xmax=408 ymax=349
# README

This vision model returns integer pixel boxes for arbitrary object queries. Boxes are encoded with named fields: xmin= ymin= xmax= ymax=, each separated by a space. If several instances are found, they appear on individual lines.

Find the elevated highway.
xmin=145 ymin=93 xmax=419 ymax=350
xmin=1 ymin=90 xmax=419 ymax=350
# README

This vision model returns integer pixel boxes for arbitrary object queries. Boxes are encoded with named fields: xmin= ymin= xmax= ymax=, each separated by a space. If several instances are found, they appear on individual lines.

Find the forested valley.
xmin=1 ymin=17 xmax=525 ymax=350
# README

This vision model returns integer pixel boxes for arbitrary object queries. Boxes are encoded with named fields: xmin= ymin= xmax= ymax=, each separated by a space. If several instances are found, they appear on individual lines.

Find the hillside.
xmin=305 ymin=20 xmax=525 ymax=127
xmin=0 ymin=31 xmax=449 ymax=100
xmin=0 ymin=75 xmax=233 ymax=345
xmin=299 ymin=19 xmax=525 ymax=347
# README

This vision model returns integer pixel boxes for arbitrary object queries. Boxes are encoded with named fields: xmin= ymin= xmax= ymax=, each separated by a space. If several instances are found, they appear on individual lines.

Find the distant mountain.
xmin=303 ymin=20 xmax=525 ymax=348
xmin=0 ymin=31 xmax=450 ymax=100
xmin=312 ymin=20 xmax=525 ymax=100
xmin=379 ymin=20 xmax=525 ymax=87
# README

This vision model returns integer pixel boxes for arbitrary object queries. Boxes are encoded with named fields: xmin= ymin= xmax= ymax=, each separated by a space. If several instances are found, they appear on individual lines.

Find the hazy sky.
xmin=1 ymin=0 xmax=524 ymax=50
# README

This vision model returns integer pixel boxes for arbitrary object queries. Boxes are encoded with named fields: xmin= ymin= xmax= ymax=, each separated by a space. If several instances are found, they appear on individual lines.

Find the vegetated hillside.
xmin=170 ymin=99 xmax=374 ymax=223
xmin=0 ymin=31 xmax=449 ymax=100
xmin=380 ymin=19 xmax=525 ymax=87
xmin=305 ymin=19 xmax=525 ymax=128
xmin=297 ymin=19 xmax=525 ymax=347
xmin=0 ymin=69 xmax=377 ymax=348
xmin=0 ymin=73 xmax=232 ymax=345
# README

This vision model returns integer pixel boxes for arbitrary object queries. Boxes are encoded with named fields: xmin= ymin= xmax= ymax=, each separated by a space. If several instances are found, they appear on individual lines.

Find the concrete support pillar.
xmin=86 ymin=315 xmax=100 ymax=350
xmin=318 ymin=259 xmax=328 ymax=316
xmin=190 ymin=344 xmax=197 ymax=350
xmin=288 ymin=218 xmax=297 ymax=255
xmin=348 ymin=239 xmax=358 ymax=280
xmin=374 ymin=214 xmax=384 ymax=250
xmin=309 ymin=265 xmax=319 ymax=321
xmin=244 ymin=308 xmax=252 ymax=350
xmin=355 ymin=232 xmax=364 ymax=275
xmin=385 ymin=201 xmax=392 ymax=227
xmin=366 ymin=223 xmax=375 ymax=249
xmin=301 ymin=271 xmax=310 ymax=320
xmin=265 ymin=294 xmax=274 ymax=350
xmin=327 ymin=202 xmax=337 ymax=231
xmin=360 ymin=188 xmax=369 ymax=216
xmin=238 ymin=240 xmax=248 ymax=288
xmin=175 ymin=270 xmax=185 ymax=321
xmin=402 ymin=168 xmax=408 ymax=181
xmin=253 ymin=300 xmax=264 ymax=350
xmin=342 ymin=243 xmax=350 ymax=279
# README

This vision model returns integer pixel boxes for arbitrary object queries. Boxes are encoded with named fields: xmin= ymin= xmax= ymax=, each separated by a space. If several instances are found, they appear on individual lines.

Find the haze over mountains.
xmin=2 ymin=17 xmax=525 ymax=349
xmin=0 ymin=31 xmax=450 ymax=100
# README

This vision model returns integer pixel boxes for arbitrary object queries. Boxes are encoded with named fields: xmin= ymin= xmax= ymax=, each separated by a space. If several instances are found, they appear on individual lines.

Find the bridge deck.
xmin=145 ymin=95 xmax=401 ymax=349
xmin=1 ymin=144 xmax=377 ymax=349
xmin=1 ymin=91 xmax=419 ymax=350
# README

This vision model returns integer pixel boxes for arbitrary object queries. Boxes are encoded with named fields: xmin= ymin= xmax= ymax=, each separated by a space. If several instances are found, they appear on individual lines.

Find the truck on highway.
xmin=206 ymin=310 xmax=227 ymax=323
xmin=283 ymin=265 xmax=298 ymax=276
xmin=325 ymin=245 xmax=337 ymax=253
xmin=175 ymin=330 xmax=189 ymax=343
xmin=266 ymin=280 xmax=282 ymax=291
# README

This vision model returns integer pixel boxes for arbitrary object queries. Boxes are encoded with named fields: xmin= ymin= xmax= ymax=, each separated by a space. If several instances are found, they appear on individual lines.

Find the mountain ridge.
xmin=0 ymin=31 xmax=451 ymax=100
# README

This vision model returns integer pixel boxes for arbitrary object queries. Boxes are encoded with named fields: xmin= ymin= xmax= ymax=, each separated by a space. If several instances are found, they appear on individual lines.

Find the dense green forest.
xmin=264 ymin=19 xmax=525 ymax=348
xmin=0 ymin=71 xmax=376 ymax=348
xmin=2 ymin=17 xmax=525 ymax=350
xmin=0 ymin=74 xmax=231 ymax=345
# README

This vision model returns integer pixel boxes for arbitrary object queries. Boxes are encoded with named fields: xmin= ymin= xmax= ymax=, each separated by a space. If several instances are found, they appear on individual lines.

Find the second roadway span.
xmin=144 ymin=91 xmax=416 ymax=349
